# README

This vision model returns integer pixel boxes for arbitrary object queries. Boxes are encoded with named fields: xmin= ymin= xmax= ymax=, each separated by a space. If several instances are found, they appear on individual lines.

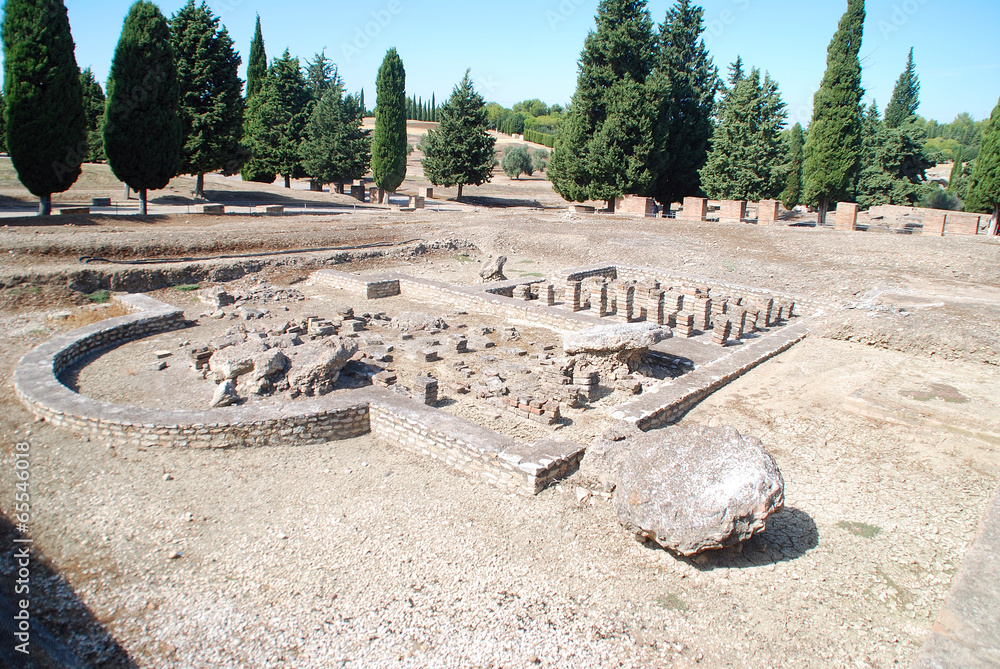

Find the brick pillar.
xmin=683 ymin=197 xmax=708 ymax=221
xmin=616 ymin=283 xmax=635 ymax=322
xmin=758 ymin=200 xmax=780 ymax=224
xmin=835 ymin=202 xmax=859 ymax=231
xmin=566 ymin=280 xmax=582 ymax=312
xmin=719 ymin=200 xmax=747 ymax=223
xmin=649 ymin=289 xmax=665 ymax=325
xmin=542 ymin=283 xmax=556 ymax=306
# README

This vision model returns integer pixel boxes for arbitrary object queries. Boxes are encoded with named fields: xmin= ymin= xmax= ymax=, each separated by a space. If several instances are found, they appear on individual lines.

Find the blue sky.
xmin=35 ymin=0 xmax=1000 ymax=125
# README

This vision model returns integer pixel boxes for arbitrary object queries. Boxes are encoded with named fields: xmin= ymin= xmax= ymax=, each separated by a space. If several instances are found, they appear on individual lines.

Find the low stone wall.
xmin=368 ymin=390 xmax=584 ymax=495
xmin=14 ymin=294 xmax=581 ymax=494
xmin=311 ymin=270 xmax=401 ymax=299
xmin=612 ymin=321 xmax=809 ymax=430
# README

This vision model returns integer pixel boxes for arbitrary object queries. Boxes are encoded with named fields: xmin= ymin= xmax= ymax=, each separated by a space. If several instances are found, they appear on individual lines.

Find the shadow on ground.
xmin=639 ymin=506 xmax=820 ymax=570
xmin=0 ymin=514 xmax=137 ymax=668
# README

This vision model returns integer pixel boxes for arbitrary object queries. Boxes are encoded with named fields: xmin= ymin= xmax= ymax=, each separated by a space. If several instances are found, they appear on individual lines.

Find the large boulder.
xmin=286 ymin=339 xmax=358 ymax=396
xmin=478 ymin=255 xmax=507 ymax=283
xmin=564 ymin=323 xmax=670 ymax=355
xmin=209 ymin=343 xmax=265 ymax=381
xmin=611 ymin=425 xmax=784 ymax=556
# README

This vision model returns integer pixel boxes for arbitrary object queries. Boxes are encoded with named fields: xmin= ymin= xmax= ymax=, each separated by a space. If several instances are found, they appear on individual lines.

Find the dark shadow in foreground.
xmin=0 ymin=513 xmax=138 ymax=668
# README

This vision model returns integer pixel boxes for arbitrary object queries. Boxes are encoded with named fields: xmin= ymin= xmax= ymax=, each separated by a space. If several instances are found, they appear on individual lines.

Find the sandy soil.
xmin=0 ymin=160 xmax=998 ymax=667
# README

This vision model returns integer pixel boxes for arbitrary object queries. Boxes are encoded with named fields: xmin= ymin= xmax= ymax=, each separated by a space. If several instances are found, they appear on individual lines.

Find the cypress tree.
xmin=171 ymin=0 xmax=245 ymax=198
xmin=700 ymin=66 xmax=787 ymax=201
xmin=884 ymin=48 xmax=919 ymax=129
xmin=966 ymin=97 xmax=1000 ymax=230
xmin=947 ymin=146 xmax=963 ymax=194
xmin=649 ymin=0 xmax=719 ymax=210
xmin=431 ymin=93 xmax=436 ymax=122
xmin=104 ymin=1 xmax=182 ymax=216
xmin=241 ymin=15 xmax=270 ymax=182
xmin=802 ymin=0 xmax=865 ymax=225
xmin=246 ymin=14 xmax=266 ymax=99
xmin=300 ymin=77 xmax=371 ymax=188
xmin=421 ymin=71 xmax=497 ymax=201
xmin=782 ymin=122 xmax=805 ymax=209
xmin=548 ymin=0 xmax=657 ymax=209
xmin=372 ymin=48 xmax=407 ymax=198
xmin=2 ymin=0 xmax=87 ymax=215
xmin=359 ymin=89 xmax=366 ymax=116
xmin=80 ymin=67 xmax=106 ymax=162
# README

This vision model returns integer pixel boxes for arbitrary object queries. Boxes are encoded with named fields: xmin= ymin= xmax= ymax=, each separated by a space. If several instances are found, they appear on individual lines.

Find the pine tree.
xmin=171 ymin=0 xmax=245 ymax=198
xmin=802 ymin=0 xmax=865 ymax=225
xmin=421 ymin=71 xmax=497 ymax=201
xmin=246 ymin=14 xmax=266 ymax=99
xmin=372 ymin=48 xmax=407 ymax=198
xmin=966 ymin=97 xmax=1000 ymax=230
xmin=104 ymin=1 xmax=182 ymax=215
xmin=300 ymin=77 xmax=371 ymax=188
xmin=80 ymin=67 xmax=106 ymax=162
xmin=782 ymin=122 xmax=805 ymax=209
xmin=270 ymin=51 xmax=311 ymax=187
xmin=648 ymin=0 xmax=719 ymax=210
xmin=700 ymin=66 xmax=787 ymax=201
xmin=2 ymin=0 xmax=87 ymax=215
xmin=884 ymin=48 xmax=919 ymax=129
xmin=241 ymin=71 xmax=277 ymax=184
xmin=305 ymin=51 xmax=335 ymax=100
xmin=856 ymin=102 xmax=894 ymax=208
xmin=548 ymin=0 xmax=657 ymax=208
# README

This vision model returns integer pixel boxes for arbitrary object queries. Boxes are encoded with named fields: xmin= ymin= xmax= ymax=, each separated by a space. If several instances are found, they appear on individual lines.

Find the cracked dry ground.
xmin=1 ymin=210 xmax=998 ymax=668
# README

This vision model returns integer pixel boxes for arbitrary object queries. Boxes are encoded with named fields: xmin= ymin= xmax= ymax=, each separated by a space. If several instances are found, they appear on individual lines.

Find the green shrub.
xmin=175 ymin=284 xmax=200 ymax=292
xmin=87 ymin=289 xmax=111 ymax=304
xmin=501 ymin=144 xmax=533 ymax=179
xmin=532 ymin=148 xmax=549 ymax=171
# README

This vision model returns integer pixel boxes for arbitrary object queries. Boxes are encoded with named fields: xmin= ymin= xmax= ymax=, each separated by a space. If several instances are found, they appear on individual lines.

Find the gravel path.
xmin=1 ymin=210 xmax=998 ymax=667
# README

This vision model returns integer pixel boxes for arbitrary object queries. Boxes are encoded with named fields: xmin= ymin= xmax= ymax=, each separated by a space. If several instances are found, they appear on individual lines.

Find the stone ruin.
xmin=15 ymin=261 xmax=814 ymax=555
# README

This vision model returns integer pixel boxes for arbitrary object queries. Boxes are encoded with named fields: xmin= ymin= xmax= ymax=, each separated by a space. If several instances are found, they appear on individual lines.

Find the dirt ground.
xmin=0 ymin=160 xmax=999 ymax=667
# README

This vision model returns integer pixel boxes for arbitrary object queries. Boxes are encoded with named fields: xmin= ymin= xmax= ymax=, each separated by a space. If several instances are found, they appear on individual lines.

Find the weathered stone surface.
xmin=210 ymin=380 xmax=239 ymax=408
xmin=251 ymin=349 xmax=289 ymax=382
xmin=391 ymin=312 xmax=447 ymax=332
xmin=612 ymin=425 xmax=784 ymax=556
xmin=563 ymin=323 xmax=670 ymax=355
xmin=479 ymin=255 xmax=507 ymax=283
xmin=209 ymin=344 xmax=259 ymax=380
xmin=198 ymin=287 xmax=234 ymax=309
xmin=287 ymin=339 xmax=358 ymax=396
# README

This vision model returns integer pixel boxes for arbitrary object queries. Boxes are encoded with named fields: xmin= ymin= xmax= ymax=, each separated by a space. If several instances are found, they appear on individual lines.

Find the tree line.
xmin=546 ymin=0 xmax=999 ymax=223
xmin=2 ymin=0 xmax=997 ymax=222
